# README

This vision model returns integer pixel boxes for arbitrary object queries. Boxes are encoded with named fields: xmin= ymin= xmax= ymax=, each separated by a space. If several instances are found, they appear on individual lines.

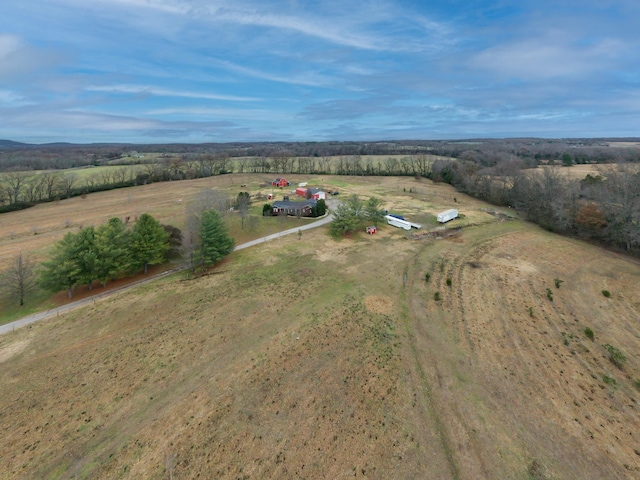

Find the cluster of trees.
xmin=132 ymin=153 xmax=232 ymax=183
xmin=330 ymin=195 xmax=385 ymax=236
xmin=40 ymin=214 xmax=172 ymax=298
xmin=433 ymin=160 xmax=640 ymax=253
xmin=2 ymin=190 xmax=238 ymax=307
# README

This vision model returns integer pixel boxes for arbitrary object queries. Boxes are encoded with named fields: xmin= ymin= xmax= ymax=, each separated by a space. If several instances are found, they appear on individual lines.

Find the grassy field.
xmin=0 ymin=174 xmax=327 ymax=322
xmin=0 ymin=165 xmax=146 ymax=181
xmin=1 ymin=175 xmax=639 ymax=478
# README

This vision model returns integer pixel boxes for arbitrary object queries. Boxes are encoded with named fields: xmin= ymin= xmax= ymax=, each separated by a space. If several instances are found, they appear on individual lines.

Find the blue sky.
xmin=1 ymin=0 xmax=639 ymax=144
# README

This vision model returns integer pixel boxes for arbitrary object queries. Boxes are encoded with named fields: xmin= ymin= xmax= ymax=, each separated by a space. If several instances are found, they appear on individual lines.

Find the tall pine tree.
xmin=75 ymin=226 xmax=98 ymax=289
xmin=40 ymin=231 xmax=83 ymax=298
xmin=130 ymin=213 xmax=170 ymax=274
xmin=198 ymin=209 xmax=235 ymax=268
xmin=95 ymin=217 xmax=131 ymax=285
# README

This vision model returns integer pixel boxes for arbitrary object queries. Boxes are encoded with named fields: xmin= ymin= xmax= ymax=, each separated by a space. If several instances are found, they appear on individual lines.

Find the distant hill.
xmin=0 ymin=139 xmax=33 ymax=149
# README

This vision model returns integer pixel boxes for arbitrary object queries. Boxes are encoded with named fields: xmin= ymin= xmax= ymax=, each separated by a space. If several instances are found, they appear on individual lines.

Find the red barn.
xmin=295 ymin=187 xmax=325 ymax=199
xmin=272 ymin=177 xmax=290 ymax=188
xmin=310 ymin=189 xmax=326 ymax=200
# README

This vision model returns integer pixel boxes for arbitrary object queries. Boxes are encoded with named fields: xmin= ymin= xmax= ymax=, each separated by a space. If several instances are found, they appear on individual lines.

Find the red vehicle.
xmin=366 ymin=226 xmax=377 ymax=234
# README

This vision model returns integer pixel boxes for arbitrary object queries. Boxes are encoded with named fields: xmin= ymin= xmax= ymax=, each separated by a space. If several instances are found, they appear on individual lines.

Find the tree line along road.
xmin=0 ymin=208 xmax=335 ymax=336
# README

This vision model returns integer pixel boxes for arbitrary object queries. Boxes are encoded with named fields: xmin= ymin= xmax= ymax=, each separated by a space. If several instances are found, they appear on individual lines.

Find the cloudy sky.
xmin=1 ymin=0 xmax=638 ymax=144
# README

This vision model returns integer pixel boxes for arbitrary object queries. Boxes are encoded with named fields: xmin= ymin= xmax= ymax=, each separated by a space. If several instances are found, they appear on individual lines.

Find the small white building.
xmin=437 ymin=209 xmax=458 ymax=223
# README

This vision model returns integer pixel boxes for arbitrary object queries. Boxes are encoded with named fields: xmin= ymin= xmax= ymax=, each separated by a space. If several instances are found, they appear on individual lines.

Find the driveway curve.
xmin=0 ymin=208 xmax=335 ymax=335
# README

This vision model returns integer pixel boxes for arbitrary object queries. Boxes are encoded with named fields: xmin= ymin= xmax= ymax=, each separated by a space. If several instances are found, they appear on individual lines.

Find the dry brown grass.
xmin=1 ymin=176 xmax=639 ymax=479
xmin=533 ymin=163 xmax=640 ymax=180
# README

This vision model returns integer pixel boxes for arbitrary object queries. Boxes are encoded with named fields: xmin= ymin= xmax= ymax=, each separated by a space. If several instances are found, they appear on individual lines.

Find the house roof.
xmin=272 ymin=200 xmax=317 ymax=209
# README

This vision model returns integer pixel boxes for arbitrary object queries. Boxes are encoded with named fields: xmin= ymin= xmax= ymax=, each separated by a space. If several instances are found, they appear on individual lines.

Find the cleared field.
xmin=533 ymin=163 xmax=640 ymax=180
xmin=0 ymin=174 xmax=320 ymax=264
xmin=0 ymin=165 xmax=146 ymax=181
xmin=606 ymin=142 xmax=640 ymax=148
xmin=1 ymin=176 xmax=639 ymax=479
xmin=536 ymin=164 xmax=602 ymax=178
xmin=0 ymin=174 xmax=324 ymax=321
xmin=0 ymin=174 xmax=461 ymax=273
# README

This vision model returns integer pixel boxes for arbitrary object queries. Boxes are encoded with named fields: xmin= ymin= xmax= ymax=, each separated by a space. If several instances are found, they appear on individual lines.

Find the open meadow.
xmin=0 ymin=174 xmax=328 ymax=321
xmin=1 ymin=175 xmax=639 ymax=479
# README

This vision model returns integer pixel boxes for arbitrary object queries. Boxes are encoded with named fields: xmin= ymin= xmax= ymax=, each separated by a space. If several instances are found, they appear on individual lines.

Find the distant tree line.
xmin=0 ymin=153 xmax=234 ymax=212
xmin=0 ymin=169 xmax=140 ymax=213
xmin=3 ymin=139 xmax=640 ymax=214
xmin=428 ymin=159 xmax=640 ymax=254
xmin=3 ymin=138 xmax=639 ymax=173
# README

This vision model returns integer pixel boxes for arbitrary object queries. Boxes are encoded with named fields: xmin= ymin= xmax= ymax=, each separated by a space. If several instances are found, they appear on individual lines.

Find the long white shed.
xmin=385 ymin=215 xmax=422 ymax=230
xmin=437 ymin=209 xmax=458 ymax=223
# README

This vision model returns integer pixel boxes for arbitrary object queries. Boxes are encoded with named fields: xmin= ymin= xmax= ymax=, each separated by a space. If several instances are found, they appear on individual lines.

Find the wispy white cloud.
xmin=208 ymin=58 xmax=332 ymax=87
xmin=0 ymin=89 xmax=30 ymax=106
xmin=146 ymin=106 xmax=291 ymax=121
xmin=470 ymin=33 xmax=626 ymax=79
xmin=57 ymin=0 xmax=192 ymax=15
xmin=54 ymin=0 xmax=448 ymax=52
xmin=205 ymin=7 xmax=391 ymax=51
xmin=0 ymin=33 xmax=66 ymax=80
xmin=85 ymin=84 xmax=261 ymax=102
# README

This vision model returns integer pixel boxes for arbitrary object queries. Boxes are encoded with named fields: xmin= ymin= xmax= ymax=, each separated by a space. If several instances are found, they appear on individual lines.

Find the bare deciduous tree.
xmin=3 ymin=169 xmax=31 ymax=204
xmin=59 ymin=173 xmax=78 ymax=198
xmin=597 ymin=165 xmax=640 ymax=251
xmin=1 ymin=251 xmax=37 ymax=306
xmin=236 ymin=192 xmax=251 ymax=229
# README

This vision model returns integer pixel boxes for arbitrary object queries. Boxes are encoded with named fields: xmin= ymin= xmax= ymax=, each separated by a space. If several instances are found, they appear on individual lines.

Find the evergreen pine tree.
xmin=40 ymin=231 xmax=83 ymax=297
xmin=199 ymin=209 xmax=235 ymax=268
xmin=130 ymin=213 xmax=170 ymax=274
xmin=95 ymin=217 xmax=131 ymax=284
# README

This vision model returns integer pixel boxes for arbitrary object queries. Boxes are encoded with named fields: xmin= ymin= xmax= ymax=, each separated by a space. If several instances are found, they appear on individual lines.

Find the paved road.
xmin=0 ymin=208 xmax=335 ymax=335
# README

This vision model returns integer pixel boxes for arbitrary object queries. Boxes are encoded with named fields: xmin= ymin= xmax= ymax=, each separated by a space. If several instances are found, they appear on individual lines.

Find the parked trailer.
xmin=384 ymin=215 xmax=422 ymax=230
xmin=385 ymin=215 xmax=411 ymax=230
xmin=437 ymin=209 xmax=458 ymax=223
